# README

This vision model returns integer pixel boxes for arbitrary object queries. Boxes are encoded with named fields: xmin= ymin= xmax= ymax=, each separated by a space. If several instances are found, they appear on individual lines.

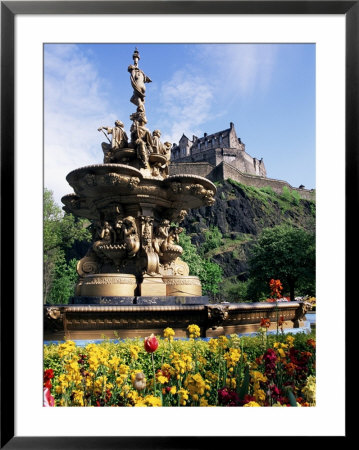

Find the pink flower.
xmin=144 ymin=334 xmax=159 ymax=353
xmin=43 ymin=387 xmax=55 ymax=407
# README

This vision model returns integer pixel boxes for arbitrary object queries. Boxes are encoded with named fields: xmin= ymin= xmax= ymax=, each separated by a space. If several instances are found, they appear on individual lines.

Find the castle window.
xmin=219 ymin=135 xmax=223 ymax=144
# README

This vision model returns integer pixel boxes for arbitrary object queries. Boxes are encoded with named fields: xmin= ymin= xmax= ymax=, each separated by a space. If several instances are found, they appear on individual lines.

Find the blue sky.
xmin=44 ymin=43 xmax=315 ymax=206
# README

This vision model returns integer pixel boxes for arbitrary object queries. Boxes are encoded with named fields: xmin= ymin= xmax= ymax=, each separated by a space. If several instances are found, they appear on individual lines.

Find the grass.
xmin=226 ymin=178 xmax=315 ymax=216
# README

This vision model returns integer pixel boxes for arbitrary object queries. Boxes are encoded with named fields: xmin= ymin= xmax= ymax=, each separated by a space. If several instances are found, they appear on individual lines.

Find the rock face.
xmin=182 ymin=179 xmax=316 ymax=279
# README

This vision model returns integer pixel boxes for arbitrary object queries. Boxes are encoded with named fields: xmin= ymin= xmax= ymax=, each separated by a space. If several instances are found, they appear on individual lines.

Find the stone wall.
xmin=169 ymin=161 xmax=315 ymax=201
xmin=169 ymin=162 xmax=214 ymax=179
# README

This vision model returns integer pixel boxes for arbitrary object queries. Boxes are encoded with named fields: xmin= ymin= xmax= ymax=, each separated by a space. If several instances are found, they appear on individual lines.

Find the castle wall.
xmin=169 ymin=162 xmax=214 ymax=179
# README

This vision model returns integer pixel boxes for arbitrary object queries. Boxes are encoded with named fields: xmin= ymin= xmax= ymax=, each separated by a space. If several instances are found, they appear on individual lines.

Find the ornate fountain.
xmin=44 ymin=49 xmax=311 ymax=341
xmin=61 ymin=49 xmax=216 ymax=301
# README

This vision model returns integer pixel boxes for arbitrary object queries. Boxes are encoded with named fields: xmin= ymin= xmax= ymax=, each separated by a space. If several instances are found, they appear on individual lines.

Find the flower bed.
xmin=44 ymin=326 xmax=316 ymax=407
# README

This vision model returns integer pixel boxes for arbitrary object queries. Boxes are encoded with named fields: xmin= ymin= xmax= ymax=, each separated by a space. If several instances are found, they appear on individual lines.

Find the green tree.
xmin=179 ymin=232 xmax=223 ymax=297
xmin=47 ymin=257 xmax=78 ymax=305
xmin=44 ymin=188 xmax=91 ymax=304
xmin=248 ymin=225 xmax=315 ymax=301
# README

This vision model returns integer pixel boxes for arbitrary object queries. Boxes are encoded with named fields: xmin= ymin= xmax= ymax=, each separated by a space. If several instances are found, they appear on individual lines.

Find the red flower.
xmin=278 ymin=316 xmax=285 ymax=327
xmin=44 ymin=368 xmax=54 ymax=381
xmin=43 ymin=387 xmax=55 ymax=407
xmin=44 ymin=368 xmax=54 ymax=390
xmin=144 ymin=334 xmax=159 ymax=353
xmin=217 ymin=388 xmax=240 ymax=406
xmin=260 ymin=318 xmax=271 ymax=328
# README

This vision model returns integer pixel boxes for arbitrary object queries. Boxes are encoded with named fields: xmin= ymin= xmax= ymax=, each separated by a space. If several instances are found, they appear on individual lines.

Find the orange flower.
xmin=269 ymin=279 xmax=283 ymax=299
xmin=260 ymin=318 xmax=271 ymax=328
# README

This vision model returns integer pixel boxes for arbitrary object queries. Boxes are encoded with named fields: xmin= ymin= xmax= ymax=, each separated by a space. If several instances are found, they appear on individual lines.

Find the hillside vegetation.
xmin=181 ymin=180 xmax=316 ymax=302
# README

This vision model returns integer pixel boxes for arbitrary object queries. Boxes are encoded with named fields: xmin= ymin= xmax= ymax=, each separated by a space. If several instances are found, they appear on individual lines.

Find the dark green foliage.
xmin=238 ymin=365 xmax=250 ymax=400
xmin=179 ymin=231 xmax=223 ymax=297
xmin=221 ymin=278 xmax=268 ymax=303
xmin=221 ymin=279 xmax=249 ymax=302
xmin=44 ymin=188 xmax=91 ymax=304
xmin=47 ymin=258 xmax=78 ymax=305
xmin=248 ymin=224 xmax=315 ymax=301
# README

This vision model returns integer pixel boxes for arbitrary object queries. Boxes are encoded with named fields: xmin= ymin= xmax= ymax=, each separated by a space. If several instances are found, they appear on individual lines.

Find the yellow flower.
xmin=286 ymin=335 xmax=295 ymax=348
xmin=208 ymin=339 xmax=218 ymax=352
xmin=130 ymin=345 xmax=141 ymax=360
xmin=58 ymin=341 xmax=76 ymax=359
xmin=205 ymin=371 xmax=218 ymax=383
xmin=157 ymin=375 xmax=169 ymax=385
xmin=119 ymin=364 xmax=130 ymax=375
xmin=108 ymin=356 xmax=121 ymax=371
xmin=143 ymin=395 xmax=162 ymax=407
xmin=169 ymin=386 xmax=177 ymax=395
xmin=251 ymin=371 xmax=267 ymax=383
xmin=226 ymin=377 xmax=236 ymax=389
xmin=178 ymin=388 xmax=189 ymax=406
xmin=200 ymin=397 xmax=209 ymax=406
xmin=72 ymin=390 xmax=84 ymax=406
xmin=163 ymin=327 xmax=175 ymax=340
xmin=184 ymin=373 xmax=208 ymax=397
xmin=243 ymin=401 xmax=261 ymax=407
xmin=224 ymin=348 xmax=241 ymax=368
xmin=255 ymin=389 xmax=266 ymax=403
xmin=218 ymin=336 xmax=229 ymax=349
xmin=187 ymin=324 xmax=200 ymax=339
xmin=302 ymin=375 xmax=316 ymax=405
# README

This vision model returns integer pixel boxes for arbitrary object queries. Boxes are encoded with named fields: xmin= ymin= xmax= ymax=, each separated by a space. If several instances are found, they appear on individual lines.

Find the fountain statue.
xmin=61 ymin=48 xmax=216 ymax=299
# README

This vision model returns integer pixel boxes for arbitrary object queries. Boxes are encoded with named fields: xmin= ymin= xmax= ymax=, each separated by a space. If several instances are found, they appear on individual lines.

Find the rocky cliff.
xmin=182 ymin=179 xmax=316 ymax=281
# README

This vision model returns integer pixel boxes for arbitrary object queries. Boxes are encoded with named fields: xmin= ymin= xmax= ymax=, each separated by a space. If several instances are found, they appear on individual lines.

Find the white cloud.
xmin=198 ymin=44 xmax=278 ymax=97
xmin=157 ymin=44 xmax=278 ymax=145
xmin=158 ymin=69 xmax=216 ymax=144
xmin=44 ymin=44 xmax=118 ymax=206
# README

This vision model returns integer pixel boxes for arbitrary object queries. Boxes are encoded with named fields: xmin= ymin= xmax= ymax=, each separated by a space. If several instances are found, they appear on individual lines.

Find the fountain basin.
xmin=44 ymin=300 xmax=312 ymax=341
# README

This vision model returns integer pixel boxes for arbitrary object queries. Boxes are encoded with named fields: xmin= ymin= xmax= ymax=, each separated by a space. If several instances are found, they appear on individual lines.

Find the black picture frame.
xmin=1 ymin=1 xmax=353 ymax=447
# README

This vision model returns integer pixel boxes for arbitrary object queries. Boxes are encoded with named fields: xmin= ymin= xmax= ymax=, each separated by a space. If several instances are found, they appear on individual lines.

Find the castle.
xmin=169 ymin=122 xmax=315 ymax=201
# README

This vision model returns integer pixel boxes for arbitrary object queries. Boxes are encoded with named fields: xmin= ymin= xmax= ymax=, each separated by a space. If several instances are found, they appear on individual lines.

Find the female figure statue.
xmin=122 ymin=216 xmax=140 ymax=258
xmin=128 ymin=48 xmax=152 ymax=108
xmin=153 ymin=219 xmax=170 ymax=256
